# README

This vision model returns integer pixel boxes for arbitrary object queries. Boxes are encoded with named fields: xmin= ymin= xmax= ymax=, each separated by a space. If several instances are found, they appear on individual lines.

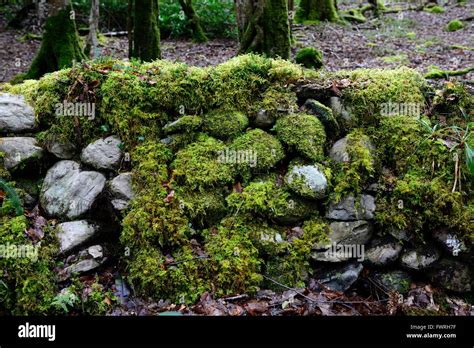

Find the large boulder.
xmin=0 ymin=93 xmax=36 ymax=133
xmin=56 ymin=220 xmax=99 ymax=254
xmin=428 ymin=259 xmax=471 ymax=293
xmin=40 ymin=160 xmax=106 ymax=219
xmin=313 ymin=262 xmax=364 ymax=292
xmin=325 ymin=194 xmax=376 ymax=220
xmin=312 ymin=220 xmax=372 ymax=262
xmin=400 ymin=246 xmax=440 ymax=270
xmin=365 ymin=237 xmax=403 ymax=266
xmin=0 ymin=137 xmax=43 ymax=170
xmin=80 ymin=136 xmax=122 ymax=170
xmin=108 ymin=173 xmax=134 ymax=211
xmin=285 ymin=163 xmax=328 ymax=200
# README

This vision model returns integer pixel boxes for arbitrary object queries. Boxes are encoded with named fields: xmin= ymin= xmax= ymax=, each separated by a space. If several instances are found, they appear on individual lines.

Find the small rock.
xmin=46 ymin=139 xmax=76 ymax=159
xmin=56 ymin=220 xmax=99 ymax=254
xmin=80 ymin=136 xmax=122 ymax=170
xmin=40 ymin=160 xmax=106 ymax=219
xmin=386 ymin=226 xmax=412 ymax=242
xmin=0 ymin=137 xmax=43 ymax=170
xmin=432 ymin=229 xmax=467 ymax=256
xmin=108 ymin=173 xmax=134 ymax=211
xmin=0 ymin=93 xmax=36 ymax=133
xmin=329 ymin=97 xmax=353 ymax=124
xmin=400 ymin=246 xmax=440 ymax=270
xmin=253 ymin=109 xmax=276 ymax=128
xmin=313 ymin=262 xmax=364 ymax=292
xmin=326 ymin=194 xmax=376 ymax=220
xmin=285 ymin=163 xmax=328 ymax=199
xmin=62 ymin=245 xmax=107 ymax=278
xmin=304 ymin=99 xmax=339 ymax=136
xmin=428 ymin=259 xmax=471 ymax=293
xmin=329 ymin=134 xmax=375 ymax=164
xmin=371 ymin=270 xmax=412 ymax=293
xmin=365 ymin=237 xmax=403 ymax=266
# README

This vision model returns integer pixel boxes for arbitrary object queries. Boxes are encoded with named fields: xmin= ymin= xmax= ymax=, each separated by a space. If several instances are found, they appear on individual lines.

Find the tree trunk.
xmin=85 ymin=0 xmax=100 ymax=58
xmin=295 ymin=0 xmax=339 ymax=23
xmin=178 ymin=0 xmax=208 ymax=43
xmin=235 ymin=0 xmax=291 ymax=59
xmin=127 ymin=0 xmax=133 ymax=59
xmin=131 ymin=0 xmax=161 ymax=61
xmin=24 ymin=0 xmax=85 ymax=80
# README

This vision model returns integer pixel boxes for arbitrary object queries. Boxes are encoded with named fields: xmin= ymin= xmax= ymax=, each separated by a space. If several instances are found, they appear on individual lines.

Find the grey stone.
xmin=46 ymin=139 xmax=76 ymax=159
xmin=329 ymin=134 xmax=375 ymax=164
xmin=304 ymin=99 xmax=340 ymax=136
xmin=62 ymin=245 xmax=107 ymax=278
xmin=387 ymin=226 xmax=412 ymax=242
xmin=428 ymin=259 xmax=471 ymax=293
xmin=80 ymin=136 xmax=122 ymax=170
xmin=326 ymin=194 xmax=376 ymax=220
xmin=40 ymin=160 xmax=106 ymax=219
xmin=56 ymin=220 xmax=99 ymax=254
xmin=314 ymin=262 xmax=364 ymax=292
xmin=365 ymin=237 xmax=403 ymax=266
xmin=108 ymin=173 xmax=134 ymax=211
xmin=400 ymin=246 xmax=440 ymax=270
xmin=432 ymin=229 xmax=467 ymax=256
xmin=0 ymin=93 xmax=36 ymax=133
xmin=312 ymin=220 xmax=372 ymax=262
xmin=329 ymin=97 xmax=353 ymax=124
xmin=253 ymin=109 xmax=276 ymax=128
xmin=0 ymin=137 xmax=43 ymax=170
xmin=285 ymin=164 xmax=328 ymax=199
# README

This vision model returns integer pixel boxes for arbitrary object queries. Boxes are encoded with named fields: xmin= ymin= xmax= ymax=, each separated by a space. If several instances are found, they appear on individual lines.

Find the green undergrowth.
xmin=2 ymin=55 xmax=472 ymax=307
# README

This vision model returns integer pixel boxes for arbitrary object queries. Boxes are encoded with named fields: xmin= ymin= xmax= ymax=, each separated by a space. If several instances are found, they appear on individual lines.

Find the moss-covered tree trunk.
xmin=235 ymin=0 xmax=291 ymax=59
xmin=85 ymin=0 xmax=100 ymax=58
xmin=295 ymin=0 xmax=339 ymax=23
xmin=131 ymin=0 xmax=161 ymax=61
xmin=24 ymin=0 xmax=85 ymax=80
xmin=178 ymin=0 xmax=208 ymax=43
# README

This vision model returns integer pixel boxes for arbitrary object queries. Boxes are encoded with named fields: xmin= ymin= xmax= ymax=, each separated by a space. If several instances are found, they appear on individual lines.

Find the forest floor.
xmin=1 ymin=3 xmax=473 ymax=83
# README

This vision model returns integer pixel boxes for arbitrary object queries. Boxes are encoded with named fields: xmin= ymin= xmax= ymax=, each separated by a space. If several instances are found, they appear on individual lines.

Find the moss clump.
xmin=376 ymin=172 xmax=471 ymax=240
xmin=175 ymin=188 xmax=227 ymax=229
xmin=162 ymin=115 xmax=203 ymax=135
xmin=204 ymin=218 xmax=262 ymax=297
xmin=446 ymin=19 xmax=464 ymax=32
xmin=0 ymin=208 xmax=58 ymax=314
xmin=372 ymin=116 xmax=423 ymax=174
xmin=331 ymin=129 xmax=376 ymax=201
xmin=230 ymin=129 xmax=285 ymax=178
xmin=202 ymin=109 xmax=248 ymax=139
xmin=275 ymin=113 xmax=326 ymax=162
xmin=425 ymin=5 xmax=445 ymax=13
xmin=331 ymin=68 xmax=425 ymax=128
xmin=265 ymin=216 xmax=329 ymax=288
xmin=171 ymin=134 xmax=236 ymax=190
xmin=295 ymin=0 xmax=339 ymax=23
xmin=295 ymin=47 xmax=323 ymax=69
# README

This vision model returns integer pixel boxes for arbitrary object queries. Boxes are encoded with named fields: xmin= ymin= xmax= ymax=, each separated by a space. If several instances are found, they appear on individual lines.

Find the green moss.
xmin=295 ymin=47 xmax=323 ymax=69
xmin=424 ymin=5 xmax=445 ymax=13
xmin=230 ymin=129 xmax=285 ymax=178
xmin=163 ymin=115 xmax=203 ymax=134
xmin=0 ymin=212 xmax=58 ymax=315
xmin=295 ymin=0 xmax=339 ymax=23
xmin=275 ymin=113 xmax=326 ymax=162
xmin=331 ymin=67 xmax=425 ymax=128
xmin=171 ymin=134 xmax=236 ymax=190
xmin=285 ymin=160 xmax=331 ymax=200
xmin=446 ymin=19 xmax=464 ymax=31
xmin=203 ymin=109 xmax=248 ymax=139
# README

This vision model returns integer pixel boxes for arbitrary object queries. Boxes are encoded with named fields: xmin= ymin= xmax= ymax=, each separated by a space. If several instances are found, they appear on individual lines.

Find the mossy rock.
xmin=295 ymin=47 xmax=323 ymax=70
xmin=275 ymin=113 xmax=326 ymax=162
xmin=202 ymin=109 xmax=248 ymax=139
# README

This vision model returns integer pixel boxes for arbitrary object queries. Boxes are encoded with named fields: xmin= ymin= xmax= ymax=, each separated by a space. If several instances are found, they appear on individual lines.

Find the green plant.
xmin=51 ymin=288 xmax=79 ymax=313
xmin=446 ymin=19 xmax=464 ymax=32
